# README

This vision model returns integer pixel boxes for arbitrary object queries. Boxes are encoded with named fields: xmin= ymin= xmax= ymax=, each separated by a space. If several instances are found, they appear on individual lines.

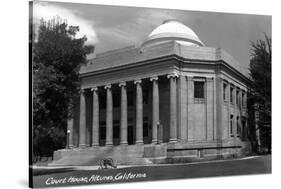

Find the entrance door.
xmin=128 ymin=125 xmax=134 ymax=145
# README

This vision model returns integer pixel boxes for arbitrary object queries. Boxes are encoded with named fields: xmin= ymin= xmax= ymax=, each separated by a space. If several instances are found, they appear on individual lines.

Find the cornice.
xmin=80 ymin=54 xmax=249 ymax=85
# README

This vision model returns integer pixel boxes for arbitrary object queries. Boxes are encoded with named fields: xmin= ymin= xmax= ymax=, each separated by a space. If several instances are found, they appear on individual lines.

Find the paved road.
xmin=32 ymin=155 xmax=271 ymax=188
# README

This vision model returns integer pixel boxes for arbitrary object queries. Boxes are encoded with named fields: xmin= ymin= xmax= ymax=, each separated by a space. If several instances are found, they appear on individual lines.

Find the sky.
xmin=32 ymin=1 xmax=272 ymax=74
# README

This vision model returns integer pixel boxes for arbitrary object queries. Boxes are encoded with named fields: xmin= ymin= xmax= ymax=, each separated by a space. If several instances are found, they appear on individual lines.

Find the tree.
xmin=248 ymin=34 xmax=271 ymax=153
xmin=32 ymin=17 xmax=94 ymax=160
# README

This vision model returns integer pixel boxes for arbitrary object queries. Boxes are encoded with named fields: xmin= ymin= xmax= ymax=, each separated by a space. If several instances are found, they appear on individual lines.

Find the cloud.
xmin=85 ymin=8 xmax=188 ymax=53
xmin=135 ymin=9 xmax=185 ymax=28
xmin=33 ymin=1 xmax=98 ymax=45
xmin=97 ymin=9 xmax=183 ymax=46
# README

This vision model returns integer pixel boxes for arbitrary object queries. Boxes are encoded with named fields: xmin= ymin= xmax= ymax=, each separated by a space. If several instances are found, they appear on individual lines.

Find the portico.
xmin=76 ymin=73 xmax=186 ymax=147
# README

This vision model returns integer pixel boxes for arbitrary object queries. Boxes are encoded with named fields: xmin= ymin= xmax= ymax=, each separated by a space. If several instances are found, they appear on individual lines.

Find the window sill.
xmin=194 ymin=98 xmax=206 ymax=104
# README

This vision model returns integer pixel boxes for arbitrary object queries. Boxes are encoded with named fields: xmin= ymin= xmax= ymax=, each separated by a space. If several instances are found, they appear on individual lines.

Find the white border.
xmin=0 ymin=0 xmax=278 ymax=189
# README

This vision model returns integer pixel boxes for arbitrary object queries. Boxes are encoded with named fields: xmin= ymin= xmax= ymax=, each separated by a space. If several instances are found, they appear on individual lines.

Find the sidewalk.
xmin=31 ymin=155 xmax=262 ymax=173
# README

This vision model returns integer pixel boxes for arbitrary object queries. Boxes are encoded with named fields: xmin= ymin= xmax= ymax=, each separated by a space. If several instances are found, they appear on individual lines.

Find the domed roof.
xmin=141 ymin=20 xmax=204 ymax=48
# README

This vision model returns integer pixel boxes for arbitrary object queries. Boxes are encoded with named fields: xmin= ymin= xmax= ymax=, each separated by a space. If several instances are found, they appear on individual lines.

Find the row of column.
xmin=69 ymin=74 xmax=174 ymax=148
xmin=74 ymin=74 xmax=179 ymax=148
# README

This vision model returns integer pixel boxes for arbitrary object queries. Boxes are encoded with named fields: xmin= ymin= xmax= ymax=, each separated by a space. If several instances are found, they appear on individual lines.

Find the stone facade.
xmin=51 ymin=21 xmax=251 ymax=166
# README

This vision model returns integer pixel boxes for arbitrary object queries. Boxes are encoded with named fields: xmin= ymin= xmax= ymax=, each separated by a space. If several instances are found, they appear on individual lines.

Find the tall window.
xmin=143 ymin=117 xmax=149 ymax=137
xmin=99 ymin=93 xmax=106 ymax=109
xmin=230 ymin=86 xmax=234 ymax=104
xmin=143 ymin=89 xmax=149 ymax=105
xmin=128 ymin=118 xmax=134 ymax=145
xmin=113 ymin=120 xmax=120 ymax=139
xmin=128 ymin=91 xmax=134 ymax=106
xmin=236 ymin=90 xmax=240 ymax=105
xmin=99 ymin=121 xmax=106 ymax=146
xmin=223 ymin=83 xmax=227 ymax=101
xmin=230 ymin=114 xmax=234 ymax=136
xmin=237 ymin=116 xmax=240 ymax=137
xmin=113 ymin=92 xmax=120 ymax=108
xmin=242 ymin=92 xmax=245 ymax=107
xmin=194 ymin=81 xmax=205 ymax=99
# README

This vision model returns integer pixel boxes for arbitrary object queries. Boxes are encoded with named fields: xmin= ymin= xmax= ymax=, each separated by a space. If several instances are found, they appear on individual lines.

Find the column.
xmin=238 ymin=90 xmax=243 ymax=137
xmin=213 ymin=76 xmax=217 ymax=140
xmin=179 ymin=75 xmax=187 ymax=141
xmin=79 ymin=89 xmax=87 ymax=148
xmin=187 ymin=76 xmax=194 ymax=141
xmin=233 ymin=87 xmax=237 ymax=138
xmin=134 ymin=79 xmax=143 ymax=144
xmin=227 ymin=82 xmax=231 ymax=138
xmin=206 ymin=77 xmax=214 ymax=140
xmin=214 ymin=75 xmax=223 ymax=141
xmin=119 ymin=82 xmax=128 ymax=145
xmin=168 ymin=73 xmax=178 ymax=143
xmin=91 ymin=87 xmax=99 ymax=146
xmin=243 ymin=92 xmax=248 ymax=139
xmin=150 ymin=76 xmax=159 ymax=144
xmin=105 ymin=85 xmax=113 ymax=146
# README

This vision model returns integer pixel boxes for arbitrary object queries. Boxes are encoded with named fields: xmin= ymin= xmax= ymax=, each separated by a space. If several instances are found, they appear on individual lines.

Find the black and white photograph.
xmin=29 ymin=0 xmax=272 ymax=188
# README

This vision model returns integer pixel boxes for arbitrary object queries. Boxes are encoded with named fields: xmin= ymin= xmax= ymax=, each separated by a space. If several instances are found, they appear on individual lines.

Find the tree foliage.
xmin=32 ymin=17 xmax=94 ymax=160
xmin=249 ymin=34 xmax=271 ymax=127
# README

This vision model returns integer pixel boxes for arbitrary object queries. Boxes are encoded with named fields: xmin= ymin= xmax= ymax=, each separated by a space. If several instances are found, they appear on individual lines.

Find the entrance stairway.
xmin=49 ymin=145 xmax=152 ymax=166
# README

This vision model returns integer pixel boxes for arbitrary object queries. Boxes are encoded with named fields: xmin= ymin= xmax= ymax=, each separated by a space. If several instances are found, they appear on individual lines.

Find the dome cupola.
xmin=141 ymin=20 xmax=204 ymax=48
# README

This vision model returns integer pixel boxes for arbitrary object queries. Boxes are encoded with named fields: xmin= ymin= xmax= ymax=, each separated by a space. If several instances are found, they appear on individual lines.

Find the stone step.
xmin=50 ymin=145 xmax=152 ymax=166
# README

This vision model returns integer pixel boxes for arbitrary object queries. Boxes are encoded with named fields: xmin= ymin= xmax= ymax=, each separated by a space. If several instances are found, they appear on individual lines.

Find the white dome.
xmin=142 ymin=20 xmax=204 ymax=48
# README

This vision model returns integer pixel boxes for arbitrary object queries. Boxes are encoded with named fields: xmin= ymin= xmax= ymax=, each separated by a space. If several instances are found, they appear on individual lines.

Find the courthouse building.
xmin=52 ymin=20 xmax=251 ymax=166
